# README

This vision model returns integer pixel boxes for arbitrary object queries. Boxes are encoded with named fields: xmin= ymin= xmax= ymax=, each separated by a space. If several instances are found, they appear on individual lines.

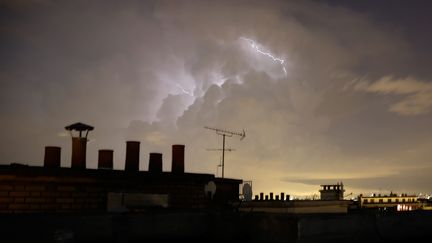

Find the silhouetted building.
xmin=0 ymin=122 xmax=242 ymax=213
xmin=319 ymin=182 xmax=345 ymax=200
xmin=3 ymin=123 xmax=432 ymax=243
xmin=238 ymin=183 xmax=352 ymax=214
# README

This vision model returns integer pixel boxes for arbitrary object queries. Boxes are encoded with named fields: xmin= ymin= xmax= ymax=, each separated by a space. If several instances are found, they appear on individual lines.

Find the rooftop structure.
xmin=358 ymin=193 xmax=420 ymax=211
xmin=319 ymin=182 xmax=345 ymax=200
xmin=65 ymin=122 xmax=94 ymax=169
xmin=0 ymin=122 xmax=242 ymax=213
xmin=237 ymin=183 xmax=352 ymax=214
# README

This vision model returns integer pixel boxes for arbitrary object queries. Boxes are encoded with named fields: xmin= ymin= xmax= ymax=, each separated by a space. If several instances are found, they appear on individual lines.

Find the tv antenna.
xmin=206 ymin=148 xmax=236 ymax=152
xmin=204 ymin=126 xmax=245 ymax=178
xmin=208 ymin=150 xmax=235 ymax=177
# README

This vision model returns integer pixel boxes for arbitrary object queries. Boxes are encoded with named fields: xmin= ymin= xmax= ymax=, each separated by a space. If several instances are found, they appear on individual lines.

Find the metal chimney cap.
xmin=65 ymin=122 xmax=94 ymax=131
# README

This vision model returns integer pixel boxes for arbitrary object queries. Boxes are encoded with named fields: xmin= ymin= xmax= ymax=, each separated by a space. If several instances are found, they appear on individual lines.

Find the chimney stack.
xmin=148 ymin=153 xmax=162 ymax=173
xmin=71 ymin=137 xmax=87 ymax=168
xmin=171 ymin=144 xmax=185 ymax=173
xmin=98 ymin=149 xmax=113 ymax=169
xmin=65 ymin=122 xmax=94 ymax=169
xmin=125 ymin=141 xmax=140 ymax=171
xmin=44 ymin=146 xmax=61 ymax=168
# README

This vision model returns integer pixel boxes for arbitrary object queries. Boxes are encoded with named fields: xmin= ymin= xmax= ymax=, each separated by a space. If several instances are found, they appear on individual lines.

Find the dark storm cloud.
xmin=1 ymin=0 xmax=431 ymax=196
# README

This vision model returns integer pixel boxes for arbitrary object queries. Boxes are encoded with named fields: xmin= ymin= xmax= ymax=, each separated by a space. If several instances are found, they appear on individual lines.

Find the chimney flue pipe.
xmin=65 ymin=122 xmax=94 ymax=169
xmin=98 ymin=149 xmax=113 ymax=169
xmin=171 ymin=144 xmax=185 ymax=173
xmin=71 ymin=137 xmax=87 ymax=169
xmin=125 ymin=141 xmax=140 ymax=171
xmin=148 ymin=153 xmax=162 ymax=173
xmin=44 ymin=146 xmax=61 ymax=168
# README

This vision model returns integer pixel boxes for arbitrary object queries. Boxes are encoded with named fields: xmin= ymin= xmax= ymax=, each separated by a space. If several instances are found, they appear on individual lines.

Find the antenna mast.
xmin=204 ymin=126 xmax=245 ymax=178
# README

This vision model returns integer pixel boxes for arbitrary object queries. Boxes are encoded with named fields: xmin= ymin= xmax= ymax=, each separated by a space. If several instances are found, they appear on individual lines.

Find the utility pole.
xmin=204 ymin=126 xmax=245 ymax=178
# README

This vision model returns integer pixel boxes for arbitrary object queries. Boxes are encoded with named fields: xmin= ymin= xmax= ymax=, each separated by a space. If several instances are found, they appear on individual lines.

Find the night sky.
xmin=1 ymin=0 xmax=432 ymax=197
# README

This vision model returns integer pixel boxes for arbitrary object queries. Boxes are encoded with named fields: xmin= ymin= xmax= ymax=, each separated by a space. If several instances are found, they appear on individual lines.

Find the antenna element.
xmin=204 ymin=126 xmax=246 ymax=178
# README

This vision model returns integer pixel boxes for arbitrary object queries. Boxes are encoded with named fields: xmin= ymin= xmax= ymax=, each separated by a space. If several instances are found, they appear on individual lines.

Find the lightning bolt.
xmin=176 ymin=84 xmax=193 ymax=96
xmin=240 ymin=37 xmax=287 ymax=75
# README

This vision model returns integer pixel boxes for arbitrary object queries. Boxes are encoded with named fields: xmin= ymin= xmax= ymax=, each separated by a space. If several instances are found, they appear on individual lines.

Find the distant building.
xmin=319 ymin=182 xmax=345 ymax=200
xmin=237 ymin=183 xmax=353 ymax=214
xmin=418 ymin=198 xmax=432 ymax=210
xmin=358 ymin=193 xmax=420 ymax=211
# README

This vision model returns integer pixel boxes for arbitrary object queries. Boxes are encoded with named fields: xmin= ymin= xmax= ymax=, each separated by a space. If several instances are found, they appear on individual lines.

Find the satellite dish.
xmin=242 ymin=183 xmax=252 ymax=201
xmin=204 ymin=181 xmax=217 ymax=199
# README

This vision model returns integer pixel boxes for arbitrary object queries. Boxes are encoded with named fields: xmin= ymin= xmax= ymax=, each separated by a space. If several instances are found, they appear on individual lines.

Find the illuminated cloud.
xmin=1 ymin=0 xmax=432 ymax=196
xmin=144 ymin=131 xmax=167 ymax=146
xmin=354 ymin=76 xmax=432 ymax=115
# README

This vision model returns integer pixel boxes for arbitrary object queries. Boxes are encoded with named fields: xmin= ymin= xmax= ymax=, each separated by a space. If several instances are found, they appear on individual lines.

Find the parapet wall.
xmin=0 ymin=165 xmax=241 ymax=213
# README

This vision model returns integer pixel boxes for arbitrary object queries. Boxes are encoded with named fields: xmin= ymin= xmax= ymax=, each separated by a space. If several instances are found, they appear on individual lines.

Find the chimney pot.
xmin=44 ymin=146 xmax=61 ymax=168
xmin=65 ymin=122 xmax=93 ymax=169
xmin=125 ymin=141 xmax=140 ymax=171
xmin=98 ymin=149 xmax=113 ymax=169
xmin=148 ymin=153 xmax=163 ymax=173
xmin=71 ymin=137 xmax=87 ymax=169
xmin=171 ymin=144 xmax=185 ymax=173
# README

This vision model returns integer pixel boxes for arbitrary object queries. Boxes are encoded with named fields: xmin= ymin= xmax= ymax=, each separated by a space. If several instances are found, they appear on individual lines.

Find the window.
xmin=363 ymin=199 xmax=368 ymax=203
xmin=395 ymin=199 xmax=399 ymax=202
xmin=379 ymin=199 xmax=383 ymax=203
xmin=402 ymin=199 xmax=405 ymax=202
xmin=387 ymin=199 xmax=392 ymax=203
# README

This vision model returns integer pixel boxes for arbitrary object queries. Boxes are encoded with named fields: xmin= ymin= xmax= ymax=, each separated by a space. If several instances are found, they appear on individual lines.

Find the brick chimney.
xmin=171 ymin=144 xmax=185 ymax=173
xmin=65 ymin=122 xmax=94 ymax=169
xmin=98 ymin=149 xmax=113 ymax=169
xmin=148 ymin=153 xmax=162 ymax=173
xmin=125 ymin=141 xmax=140 ymax=171
xmin=43 ymin=146 xmax=61 ymax=168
